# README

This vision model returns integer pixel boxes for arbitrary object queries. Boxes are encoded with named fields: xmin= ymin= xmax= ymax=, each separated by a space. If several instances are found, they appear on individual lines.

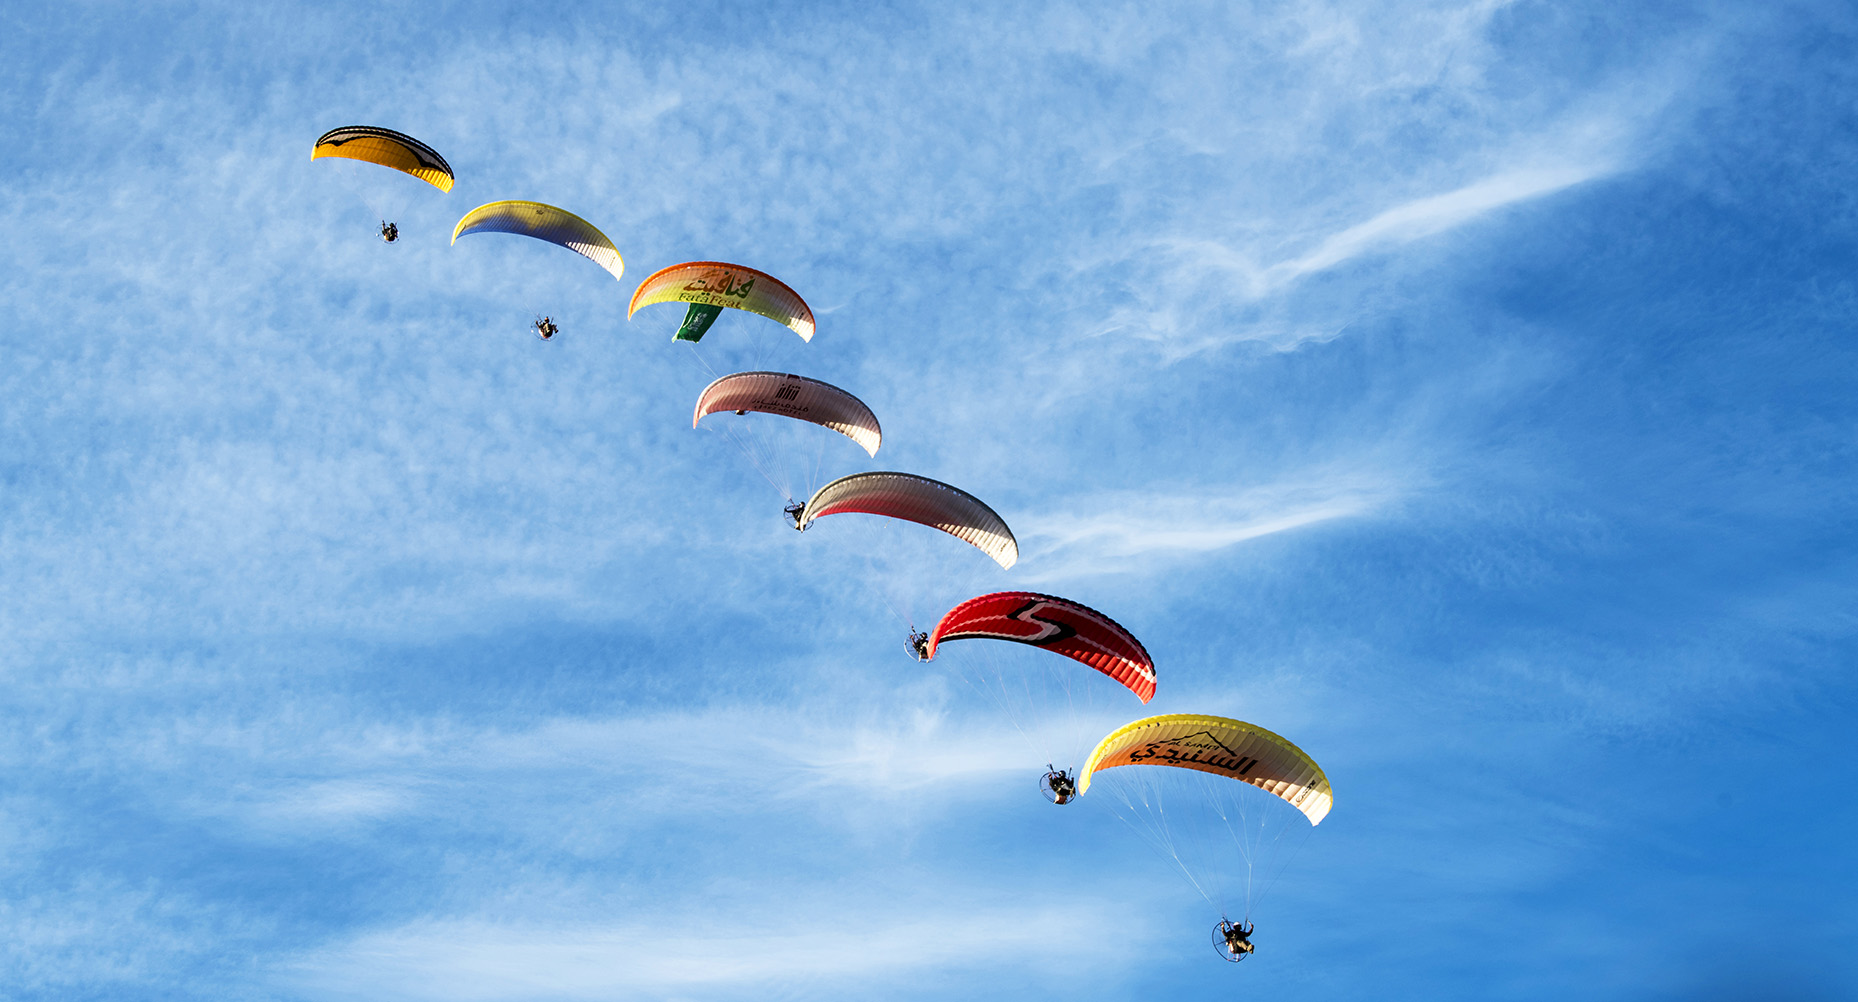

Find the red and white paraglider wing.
xmin=796 ymin=472 xmax=1018 ymax=569
xmin=693 ymin=372 xmax=882 ymax=457
xmin=924 ymin=591 xmax=1155 ymax=702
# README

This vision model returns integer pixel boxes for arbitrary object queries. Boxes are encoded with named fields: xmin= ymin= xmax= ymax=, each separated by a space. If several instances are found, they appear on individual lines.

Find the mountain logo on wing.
xmin=1126 ymin=730 xmax=1257 ymax=775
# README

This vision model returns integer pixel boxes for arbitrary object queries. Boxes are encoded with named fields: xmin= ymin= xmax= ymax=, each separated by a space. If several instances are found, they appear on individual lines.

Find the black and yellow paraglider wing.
xmin=312 ymin=126 xmax=454 ymax=192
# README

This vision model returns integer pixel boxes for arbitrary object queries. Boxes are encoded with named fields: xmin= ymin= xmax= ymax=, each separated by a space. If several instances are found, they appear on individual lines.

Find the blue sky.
xmin=2 ymin=1 xmax=1855 ymax=999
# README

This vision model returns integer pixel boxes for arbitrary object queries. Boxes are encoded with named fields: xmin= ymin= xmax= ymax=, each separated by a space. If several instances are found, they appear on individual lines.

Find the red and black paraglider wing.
xmin=925 ymin=591 xmax=1155 ymax=702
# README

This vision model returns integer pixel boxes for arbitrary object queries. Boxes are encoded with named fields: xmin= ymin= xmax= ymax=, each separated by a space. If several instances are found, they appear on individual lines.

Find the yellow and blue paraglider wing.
xmin=451 ymin=201 xmax=625 ymax=282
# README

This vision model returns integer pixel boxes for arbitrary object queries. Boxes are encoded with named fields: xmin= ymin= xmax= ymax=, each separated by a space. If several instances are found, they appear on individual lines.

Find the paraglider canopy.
xmin=629 ymin=261 xmax=815 ymax=342
xmin=694 ymin=372 xmax=882 ymax=457
xmin=312 ymin=126 xmax=454 ymax=192
xmin=921 ymin=591 xmax=1156 ymax=703
xmin=1079 ymin=713 xmax=1332 ymax=825
xmin=452 ymin=201 xmax=625 ymax=282
xmin=793 ymin=471 xmax=1018 ymax=570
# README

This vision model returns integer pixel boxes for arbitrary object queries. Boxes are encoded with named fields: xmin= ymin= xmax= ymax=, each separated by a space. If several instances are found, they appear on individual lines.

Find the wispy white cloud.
xmin=1061 ymin=151 xmax=1619 ymax=365
xmin=211 ymin=778 xmax=419 ymax=835
xmin=1016 ymin=468 xmax=1414 ymax=583
xmin=1261 ymin=164 xmax=1608 ymax=290
xmin=0 ymin=873 xmax=251 ymax=995
xmin=1133 ymin=161 xmax=1608 ymax=311
xmin=124 ymin=703 xmax=1041 ymax=849
xmin=286 ymin=899 xmax=1134 ymax=1001
xmin=464 ymin=706 xmax=1035 ymax=804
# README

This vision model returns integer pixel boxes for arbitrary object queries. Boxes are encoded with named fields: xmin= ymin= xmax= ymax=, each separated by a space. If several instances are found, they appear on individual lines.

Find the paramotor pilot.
xmin=1042 ymin=766 xmax=1077 ymax=805
xmin=1217 ymin=918 xmax=1255 ymax=960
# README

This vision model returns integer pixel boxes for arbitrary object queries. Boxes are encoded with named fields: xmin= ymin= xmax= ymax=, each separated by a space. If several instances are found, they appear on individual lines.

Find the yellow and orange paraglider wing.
xmin=1079 ymin=713 xmax=1332 ymax=825
xmin=312 ymin=126 xmax=454 ymax=192
xmin=628 ymin=261 xmax=815 ymax=341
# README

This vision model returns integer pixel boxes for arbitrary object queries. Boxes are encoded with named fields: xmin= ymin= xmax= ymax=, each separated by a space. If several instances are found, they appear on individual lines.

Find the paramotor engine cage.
xmin=1213 ymin=918 xmax=1254 ymax=963
xmin=1040 ymin=767 xmax=1077 ymax=805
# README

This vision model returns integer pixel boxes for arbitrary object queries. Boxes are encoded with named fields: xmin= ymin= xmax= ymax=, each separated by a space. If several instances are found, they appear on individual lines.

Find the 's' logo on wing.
xmin=1007 ymin=599 xmax=1077 ymax=646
